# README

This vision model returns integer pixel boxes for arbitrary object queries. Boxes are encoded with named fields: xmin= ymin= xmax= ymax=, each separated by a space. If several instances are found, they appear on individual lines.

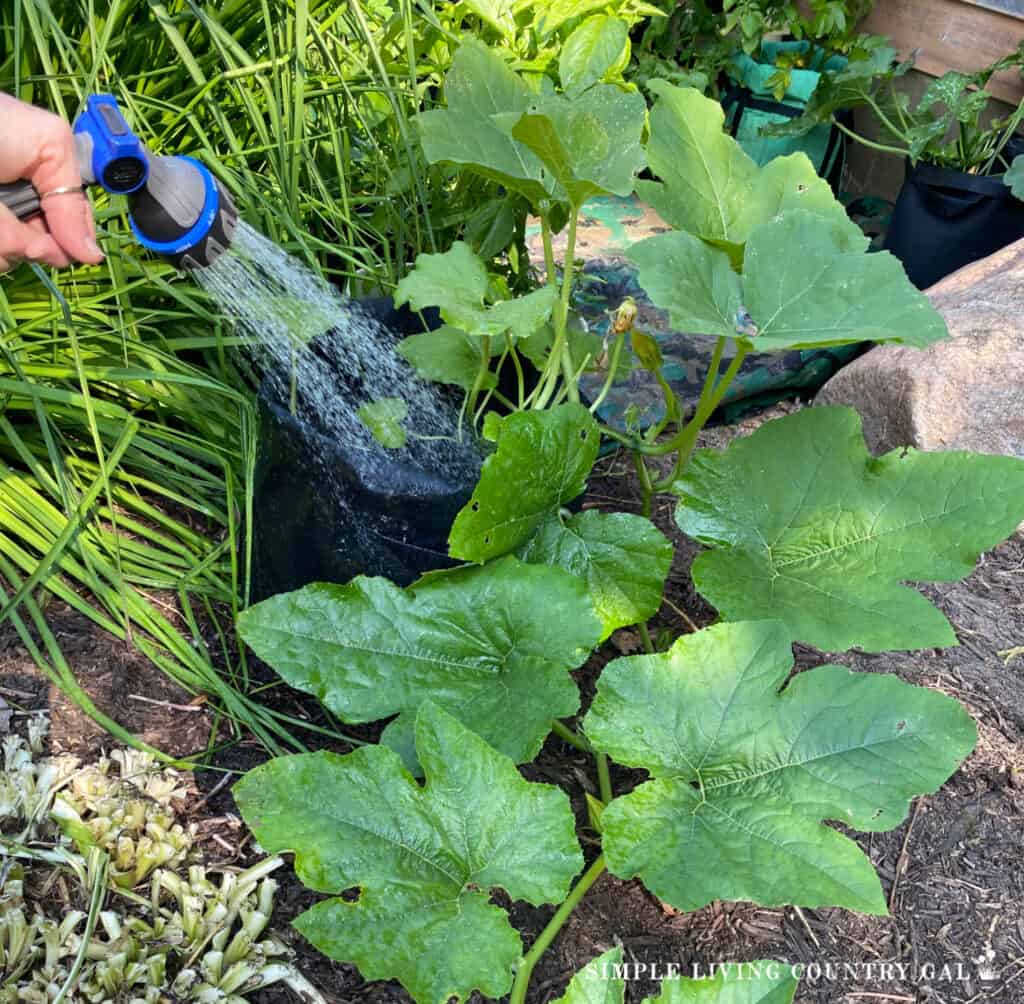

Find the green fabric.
xmin=725 ymin=42 xmax=846 ymax=172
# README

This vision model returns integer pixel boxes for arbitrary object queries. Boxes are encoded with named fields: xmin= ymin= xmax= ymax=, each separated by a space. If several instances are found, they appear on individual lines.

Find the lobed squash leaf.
xmin=234 ymin=701 xmax=583 ymax=1004
xmin=674 ymin=406 xmax=1024 ymax=651
xmin=237 ymin=555 xmax=601 ymax=769
xmin=394 ymin=241 xmax=556 ymax=340
xmin=628 ymin=213 xmax=947 ymax=352
xmin=419 ymin=39 xmax=644 ymax=212
xmin=584 ymin=620 xmax=976 ymax=915
xmin=636 ymin=81 xmax=864 ymax=255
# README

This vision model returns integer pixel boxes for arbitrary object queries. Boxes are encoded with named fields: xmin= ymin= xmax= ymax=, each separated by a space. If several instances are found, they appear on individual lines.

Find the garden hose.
xmin=0 ymin=93 xmax=236 ymax=269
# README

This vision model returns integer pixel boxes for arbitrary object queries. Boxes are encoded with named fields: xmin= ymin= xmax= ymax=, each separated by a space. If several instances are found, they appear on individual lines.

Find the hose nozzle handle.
xmin=0 ymin=181 xmax=44 ymax=222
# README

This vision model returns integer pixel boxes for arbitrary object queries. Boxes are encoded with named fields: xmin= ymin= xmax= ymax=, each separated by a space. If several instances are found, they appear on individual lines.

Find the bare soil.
xmin=4 ymin=405 xmax=1024 ymax=1004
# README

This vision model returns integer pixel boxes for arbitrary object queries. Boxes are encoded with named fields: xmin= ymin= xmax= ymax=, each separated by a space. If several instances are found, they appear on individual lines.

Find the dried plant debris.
xmin=0 ymin=718 xmax=325 ymax=1003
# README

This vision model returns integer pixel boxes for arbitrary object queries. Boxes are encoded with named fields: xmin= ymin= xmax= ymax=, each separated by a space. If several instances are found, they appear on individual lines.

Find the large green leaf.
xmin=394 ymin=241 xmax=556 ymax=339
xmin=635 ymin=81 xmax=864 ymax=253
xmin=555 ymin=948 xmax=799 ymax=1004
xmin=418 ymin=40 xmax=550 ymax=206
xmin=559 ymin=15 xmax=629 ymax=95
xmin=237 ymin=555 xmax=601 ymax=766
xmin=519 ymin=509 xmax=672 ymax=640
xmin=419 ymin=39 xmax=643 ymax=211
xmin=675 ymin=407 xmax=1024 ymax=651
xmin=584 ymin=620 xmax=976 ymax=915
xmin=449 ymin=403 xmax=601 ymax=562
xmin=510 ymin=84 xmax=646 ymax=206
xmin=234 ymin=702 xmax=583 ymax=1004
xmin=629 ymin=213 xmax=947 ymax=351
xmin=397 ymin=327 xmax=498 ymax=392
xmin=394 ymin=242 xmax=488 ymax=332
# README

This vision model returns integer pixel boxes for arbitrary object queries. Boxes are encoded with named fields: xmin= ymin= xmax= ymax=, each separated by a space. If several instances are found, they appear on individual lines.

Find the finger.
xmin=25 ymin=215 xmax=71 ymax=268
xmin=40 ymin=191 xmax=100 ymax=265
xmin=0 ymin=204 xmax=70 ymax=269
xmin=29 ymin=119 xmax=103 ymax=265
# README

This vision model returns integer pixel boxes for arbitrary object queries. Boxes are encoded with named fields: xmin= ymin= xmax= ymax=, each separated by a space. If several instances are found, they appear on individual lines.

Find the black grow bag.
xmin=250 ymin=298 xmax=479 ymax=601
xmin=884 ymin=139 xmax=1024 ymax=290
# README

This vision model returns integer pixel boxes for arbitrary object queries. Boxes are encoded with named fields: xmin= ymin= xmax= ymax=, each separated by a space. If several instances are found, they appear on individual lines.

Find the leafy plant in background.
xmin=232 ymin=42 xmax=1024 ymax=1002
xmin=771 ymin=41 xmax=1024 ymax=174
xmin=723 ymin=0 xmax=873 ymax=53
xmin=631 ymin=0 xmax=880 ymax=98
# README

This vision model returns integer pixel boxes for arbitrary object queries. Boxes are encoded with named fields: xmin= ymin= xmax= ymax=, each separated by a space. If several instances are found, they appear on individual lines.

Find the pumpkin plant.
xmin=233 ymin=37 xmax=1024 ymax=1004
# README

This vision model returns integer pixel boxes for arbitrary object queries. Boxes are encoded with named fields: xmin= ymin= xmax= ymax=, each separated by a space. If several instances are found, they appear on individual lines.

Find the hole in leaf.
xmin=872 ymin=808 xmax=884 ymax=819
xmin=896 ymin=720 xmax=907 ymax=732
xmin=483 ymin=535 xmax=492 ymax=545
xmin=340 ymin=887 xmax=361 ymax=902
xmin=580 ymin=428 xmax=589 ymax=441
xmin=471 ymin=500 xmax=480 ymax=512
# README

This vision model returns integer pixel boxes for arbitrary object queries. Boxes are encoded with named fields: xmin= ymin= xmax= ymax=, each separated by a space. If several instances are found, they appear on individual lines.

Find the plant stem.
xmin=533 ymin=209 xmax=580 ymax=409
xmin=556 ymin=212 xmax=581 ymax=404
xmin=638 ymin=621 xmax=655 ymax=654
xmin=645 ymin=340 xmax=748 ymax=461
xmin=595 ymin=753 xmax=613 ymax=804
xmin=588 ymin=332 xmax=626 ymax=414
xmin=540 ymin=213 xmax=558 ymax=287
xmin=833 ymin=119 xmax=908 ymax=158
xmin=632 ymin=448 xmax=655 ymax=518
xmin=551 ymin=719 xmax=591 ymax=753
xmin=509 ymin=855 xmax=607 ymax=1004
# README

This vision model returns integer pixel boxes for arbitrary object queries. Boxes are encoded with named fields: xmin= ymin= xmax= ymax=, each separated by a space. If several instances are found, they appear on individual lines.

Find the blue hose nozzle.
xmin=0 ymin=93 xmax=236 ymax=269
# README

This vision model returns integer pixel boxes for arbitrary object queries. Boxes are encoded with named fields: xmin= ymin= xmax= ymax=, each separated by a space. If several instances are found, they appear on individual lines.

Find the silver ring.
xmin=40 ymin=185 xmax=85 ymax=199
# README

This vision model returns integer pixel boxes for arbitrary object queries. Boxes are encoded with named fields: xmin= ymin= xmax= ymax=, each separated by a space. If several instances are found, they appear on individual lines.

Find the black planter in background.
xmin=250 ymin=298 xmax=479 ymax=602
xmin=884 ymin=138 xmax=1024 ymax=290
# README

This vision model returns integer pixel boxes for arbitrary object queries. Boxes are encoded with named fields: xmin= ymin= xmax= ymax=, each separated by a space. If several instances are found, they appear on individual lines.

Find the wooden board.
xmin=862 ymin=0 xmax=1024 ymax=104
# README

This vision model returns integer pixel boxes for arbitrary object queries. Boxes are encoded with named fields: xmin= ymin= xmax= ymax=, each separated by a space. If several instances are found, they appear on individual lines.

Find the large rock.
xmin=816 ymin=237 xmax=1024 ymax=457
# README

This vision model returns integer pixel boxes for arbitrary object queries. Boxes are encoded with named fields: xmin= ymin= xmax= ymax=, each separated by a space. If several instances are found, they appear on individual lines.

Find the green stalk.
xmin=645 ymin=340 xmax=748 ymax=460
xmin=551 ymin=719 xmax=591 ymax=753
xmin=633 ymin=448 xmax=655 ymax=519
xmin=833 ymin=118 xmax=908 ymax=158
xmin=509 ymin=855 xmax=607 ymax=1004
xmin=596 ymin=753 xmax=613 ymax=804
xmin=588 ymin=332 xmax=625 ymax=414
xmin=637 ymin=622 xmax=655 ymax=654
xmin=533 ymin=209 xmax=580 ymax=409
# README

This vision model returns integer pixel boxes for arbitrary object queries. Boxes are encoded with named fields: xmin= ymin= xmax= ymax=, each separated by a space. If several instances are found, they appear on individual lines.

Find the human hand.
xmin=0 ymin=93 xmax=104 ymax=272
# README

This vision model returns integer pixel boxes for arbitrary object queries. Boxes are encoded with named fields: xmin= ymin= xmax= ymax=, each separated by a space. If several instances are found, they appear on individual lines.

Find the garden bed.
xmin=4 ymin=405 xmax=1024 ymax=1004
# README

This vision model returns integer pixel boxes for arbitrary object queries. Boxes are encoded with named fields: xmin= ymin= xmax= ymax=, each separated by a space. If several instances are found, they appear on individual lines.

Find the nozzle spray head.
xmin=127 ymin=156 xmax=237 ymax=269
xmin=72 ymin=94 xmax=237 ymax=269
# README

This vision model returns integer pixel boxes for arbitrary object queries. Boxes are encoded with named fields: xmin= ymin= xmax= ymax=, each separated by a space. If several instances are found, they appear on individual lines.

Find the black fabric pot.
xmin=884 ymin=140 xmax=1024 ymax=290
xmin=250 ymin=297 xmax=479 ymax=601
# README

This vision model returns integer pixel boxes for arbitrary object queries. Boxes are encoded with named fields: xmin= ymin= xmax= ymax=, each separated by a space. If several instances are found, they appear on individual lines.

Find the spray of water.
xmin=193 ymin=222 xmax=478 ymax=491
